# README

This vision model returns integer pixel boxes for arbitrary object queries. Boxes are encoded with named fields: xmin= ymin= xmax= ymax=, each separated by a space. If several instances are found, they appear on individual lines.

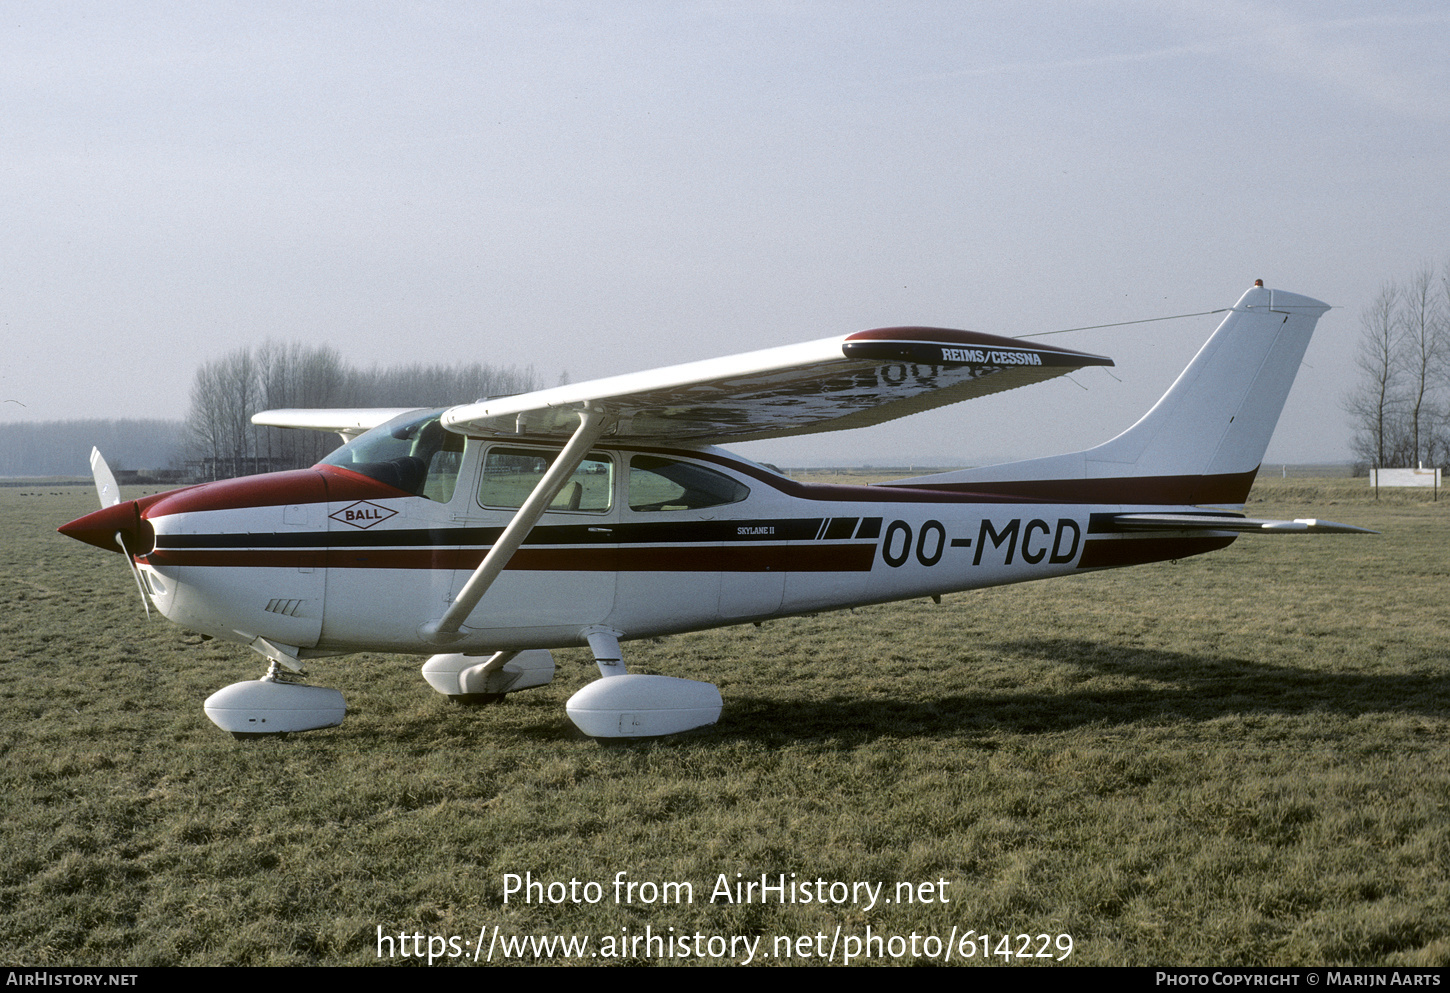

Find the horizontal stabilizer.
xmin=1111 ymin=513 xmax=1376 ymax=535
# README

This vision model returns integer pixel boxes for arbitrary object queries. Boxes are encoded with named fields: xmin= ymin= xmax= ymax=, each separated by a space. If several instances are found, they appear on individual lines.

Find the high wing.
xmin=441 ymin=327 xmax=1113 ymax=443
xmin=251 ymin=408 xmax=420 ymax=441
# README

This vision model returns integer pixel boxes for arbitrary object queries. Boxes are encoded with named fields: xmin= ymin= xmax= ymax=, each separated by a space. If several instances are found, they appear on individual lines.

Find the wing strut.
xmin=420 ymin=408 xmax=614 ymax=645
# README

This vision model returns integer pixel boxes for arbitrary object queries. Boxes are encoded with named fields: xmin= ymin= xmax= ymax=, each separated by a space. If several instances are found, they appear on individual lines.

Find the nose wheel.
xmin=203 ymin=659 xmax=346 ymax=739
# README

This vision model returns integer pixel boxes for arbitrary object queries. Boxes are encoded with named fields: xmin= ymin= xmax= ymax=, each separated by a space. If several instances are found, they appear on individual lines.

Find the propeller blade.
xmin=116 ymin=533 xmax=152 ymax=619
xmin=90 ymin=447 xmax=122 ymax=507
xmin=87 ymin=447 xmax=151 ymax=619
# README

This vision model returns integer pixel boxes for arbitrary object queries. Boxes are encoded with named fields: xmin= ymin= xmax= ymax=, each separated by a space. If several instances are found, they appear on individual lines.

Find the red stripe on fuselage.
xmin=889 ymin=468 xmax=1261 ymax=507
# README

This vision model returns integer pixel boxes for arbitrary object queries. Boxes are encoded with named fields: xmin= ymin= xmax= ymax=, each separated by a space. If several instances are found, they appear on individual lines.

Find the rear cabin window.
xmin=479 ymin=448 xmax=613 ymax=512
xmin=628 ymin=455 xmax=749 ymax=512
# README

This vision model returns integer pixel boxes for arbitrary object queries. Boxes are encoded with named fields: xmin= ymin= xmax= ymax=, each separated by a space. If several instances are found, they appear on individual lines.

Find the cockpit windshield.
xmin=320 ymin=408 xmax=464 ymax=502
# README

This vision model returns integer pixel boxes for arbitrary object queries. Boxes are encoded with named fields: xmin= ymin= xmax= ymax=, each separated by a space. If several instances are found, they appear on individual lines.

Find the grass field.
xmin=2 ymin=477 xmax=1447 ymax=966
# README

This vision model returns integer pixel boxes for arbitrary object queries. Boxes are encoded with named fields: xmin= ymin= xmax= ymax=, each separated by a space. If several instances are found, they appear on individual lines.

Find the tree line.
xmin=1345 ymin=262 xmax=1450 ymax=470
xmin=186 ymin=343 xmax=543 ymax=479
xmin=0 ymin=419 xmax=184 ymax=478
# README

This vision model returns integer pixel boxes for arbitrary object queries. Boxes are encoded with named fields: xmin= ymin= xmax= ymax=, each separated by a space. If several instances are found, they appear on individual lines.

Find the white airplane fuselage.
xmin=109 ymin=443 xmax=1233 ymax=659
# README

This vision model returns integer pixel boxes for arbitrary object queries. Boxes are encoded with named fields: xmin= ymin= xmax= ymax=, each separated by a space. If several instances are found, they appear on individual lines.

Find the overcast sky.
xmin=4 ymin=1 xmax=1447 ymax=467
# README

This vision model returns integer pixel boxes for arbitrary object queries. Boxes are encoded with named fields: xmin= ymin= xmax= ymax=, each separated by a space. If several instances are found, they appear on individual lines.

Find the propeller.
xmin=87 ymin=447 xmax=151 ymax=618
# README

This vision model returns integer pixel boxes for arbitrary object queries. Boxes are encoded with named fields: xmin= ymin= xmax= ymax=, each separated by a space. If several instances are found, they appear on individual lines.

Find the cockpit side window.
xmin=628 ymin=455 xmax=749 ymax=511
xmin=479 ymin=447 xmax=613 ymax=513
xmin=320 ymin=409 xmax=464 ymax=503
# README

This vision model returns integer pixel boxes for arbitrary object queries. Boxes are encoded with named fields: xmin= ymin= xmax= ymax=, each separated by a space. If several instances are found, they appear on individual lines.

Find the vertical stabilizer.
xmin=891 ymin=285 xmax=1330 ymax=506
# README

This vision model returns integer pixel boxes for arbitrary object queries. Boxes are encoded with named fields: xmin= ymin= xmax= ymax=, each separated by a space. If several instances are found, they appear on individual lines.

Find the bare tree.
xmin=343 ymin=362 xmax=539 ymax=407
xmin=221 ymin=349 xmax=259 ymax=478
xmin=1400 ymin=263 xmax=1448 ymax=467
xmin=186 ymin=357 xmax=235 ymax=478
xmin=1345 ymin=282 xmax=1406 ymax=469
xmin=290 ymin=344 xmax=349 ymax=465
xmin=1344 ymin=263 xmax=1450 ymax=471
xmin=252 ymin=342 xmax=350 ymax=468
xmin=185 ymin=343 xmax=542 ymax=479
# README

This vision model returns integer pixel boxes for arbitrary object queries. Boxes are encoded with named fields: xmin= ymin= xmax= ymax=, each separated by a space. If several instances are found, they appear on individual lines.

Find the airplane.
xmin=59 ymin=282 xmax=1371 ymax=739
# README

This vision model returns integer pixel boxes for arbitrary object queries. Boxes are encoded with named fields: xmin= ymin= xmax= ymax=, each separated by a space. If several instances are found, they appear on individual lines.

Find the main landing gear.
xmin=423 ymin=629 xmax=722 ymax=739
xmin=421 ymin=649 xmax=557 ymax=704
xmin=202 ymin=631 xmax=721 ymax=740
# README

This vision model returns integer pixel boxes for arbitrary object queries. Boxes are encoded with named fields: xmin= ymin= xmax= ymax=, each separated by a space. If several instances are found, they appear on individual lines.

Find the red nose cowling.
xmin=58 ymin=500 xmax=154 ymax=556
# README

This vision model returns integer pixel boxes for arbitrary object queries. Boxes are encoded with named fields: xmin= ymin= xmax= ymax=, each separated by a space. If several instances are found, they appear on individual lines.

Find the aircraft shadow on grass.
xmin=656 ymin=638 xmax=1450 ymax=743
